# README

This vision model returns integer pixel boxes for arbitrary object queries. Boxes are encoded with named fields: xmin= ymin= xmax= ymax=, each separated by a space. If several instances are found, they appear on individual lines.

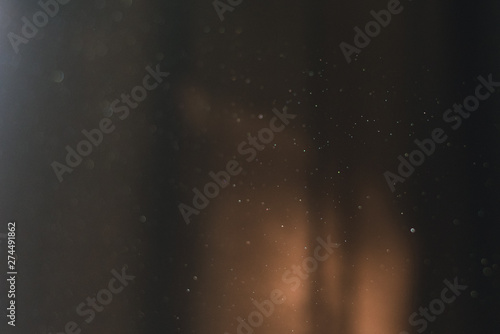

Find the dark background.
xmin=0 ymin=0 xmax=498 ymax=333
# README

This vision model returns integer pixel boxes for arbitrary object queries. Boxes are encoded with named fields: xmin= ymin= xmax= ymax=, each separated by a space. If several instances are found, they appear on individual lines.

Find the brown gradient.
xmin=175 ymin=2 xmax=417 ymax=334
